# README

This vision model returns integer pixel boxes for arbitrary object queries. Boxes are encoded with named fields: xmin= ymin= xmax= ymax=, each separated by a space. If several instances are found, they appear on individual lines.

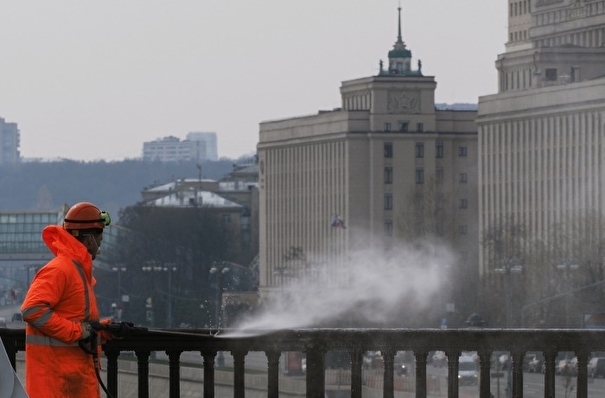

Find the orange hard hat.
xmin=63 ymin=202 xmax=111 ymax=230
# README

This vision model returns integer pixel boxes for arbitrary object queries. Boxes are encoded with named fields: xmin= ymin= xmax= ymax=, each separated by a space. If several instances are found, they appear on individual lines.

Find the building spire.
xmin=397 ymin=6 xmax=403 ymax=44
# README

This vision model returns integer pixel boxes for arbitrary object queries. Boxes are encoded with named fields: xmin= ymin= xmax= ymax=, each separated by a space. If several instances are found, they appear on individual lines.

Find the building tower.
xmin=258 ymin=8 xmax=479 ymax=304
xmin=477 ymin=1 xmax=605 ymax=282
xmin=0 ymin=117 xmax=20 ymax=164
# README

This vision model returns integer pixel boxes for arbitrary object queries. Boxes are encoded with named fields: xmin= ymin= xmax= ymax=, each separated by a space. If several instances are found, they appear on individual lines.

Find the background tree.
xmin=479 ymin=216 xmax=528 ymax=327
xmin=394 ymin=176 xmax=475 ymax=327
xmin=95 ymin=204 xmax=246 ymax=328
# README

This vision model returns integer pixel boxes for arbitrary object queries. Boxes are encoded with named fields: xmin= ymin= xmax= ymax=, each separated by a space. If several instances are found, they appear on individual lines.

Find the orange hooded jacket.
xmin=21 ymin=225 xmax=102 ymax=398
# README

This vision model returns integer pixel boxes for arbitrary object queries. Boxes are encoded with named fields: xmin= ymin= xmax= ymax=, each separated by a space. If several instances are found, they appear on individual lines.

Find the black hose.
xmin=79 ymin=331 xmax=115 ymax=398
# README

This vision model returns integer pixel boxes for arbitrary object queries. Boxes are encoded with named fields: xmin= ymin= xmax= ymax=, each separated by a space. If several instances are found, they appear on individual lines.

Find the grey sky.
xmin=0 ymin=1 xmax=507 ymax=162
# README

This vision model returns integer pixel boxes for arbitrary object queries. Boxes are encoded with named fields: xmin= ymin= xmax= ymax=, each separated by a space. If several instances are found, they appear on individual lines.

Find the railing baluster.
xmin=511 ymin=350 xmax=524 ymax=398
xmin=167 ymin=350 xmax=182 ymax=398
xmin=544 ymin=349 xmax=556 ymax=398
xmin=382 ymin=348 xmax=395 ymax=398
xmin=350 ymin=348 xmax=363 ymax=398
xmin=231 ymin=349 xmax=247 ymax=398
xmin=306 ymin=342 xmax=325 ymax=398
xmin=202 ymin=350 xmax=216 ymax=398
xmin=414 ymin=350 xmax=428 ymax=398
xmin=576 ymin=351 xmax=589 ymax=398
xmin=135 ymin=350 xmax=151 ymax=398
xmin=266 ymin=350 xmax=280 ymax=398
xmin=478 ymin=350 xmax=491 ymax=398
xmin=105 ymin=348 xmax=119 ymax=398
xmin=446 ymin=349 xmax=460 ymax=398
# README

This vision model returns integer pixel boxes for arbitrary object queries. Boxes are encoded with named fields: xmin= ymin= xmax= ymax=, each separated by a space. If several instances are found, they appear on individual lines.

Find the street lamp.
xmin=494 ymin=260 xmax=523 ymax=328
xmin=110 ymin=265 xmax=127 ymax=321
xmin=210 ymin=261 xmax=230 ymax=329
xmin=142 ymin=262 xmax=177 ymax=328
xmin=494 ymin=259 xmax=523 ymax=398
xmin=557 ymin=261 xmax=579 ymax=327
xmin=163 ymin=263 xmax=177 ymax=328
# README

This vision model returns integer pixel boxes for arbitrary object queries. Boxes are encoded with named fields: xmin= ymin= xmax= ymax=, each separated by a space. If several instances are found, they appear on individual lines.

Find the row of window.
xmin=384 ymin=122 xmax=424 ymax=132
xmin=382 ymin=192 xmax=468 ymax=210
xmin=510 ymin=0 xmax=530 ymax=17
xmin=384 ymin=142 xmax=467 ymax=158
xmin=384 ymin=167 xmax=468 ymax=185
xmin=382 ymin=220 xmax=469 ymax=236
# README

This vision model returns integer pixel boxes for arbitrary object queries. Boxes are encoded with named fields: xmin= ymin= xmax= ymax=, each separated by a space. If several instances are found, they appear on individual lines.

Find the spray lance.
xmin=79 ymin=321 xmax=220 ymax=398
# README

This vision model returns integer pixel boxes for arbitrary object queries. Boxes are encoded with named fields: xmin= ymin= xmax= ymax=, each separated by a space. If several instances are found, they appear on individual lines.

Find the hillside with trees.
xmin=0 ymin=158 xmax=241 ymax=218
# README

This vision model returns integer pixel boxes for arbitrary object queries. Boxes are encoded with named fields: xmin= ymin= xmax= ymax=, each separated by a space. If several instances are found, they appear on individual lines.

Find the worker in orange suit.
xmin=21 ymin=202 xmax=114 ymax=398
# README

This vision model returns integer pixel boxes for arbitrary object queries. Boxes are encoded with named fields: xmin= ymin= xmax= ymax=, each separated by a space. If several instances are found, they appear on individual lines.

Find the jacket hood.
xmin=42 ymin=225 xmax=93 ymax=267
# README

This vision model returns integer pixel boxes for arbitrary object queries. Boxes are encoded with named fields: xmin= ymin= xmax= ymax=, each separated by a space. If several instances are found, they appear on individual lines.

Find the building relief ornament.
xmin=387 ymin=90 xmax=420 ymax=114
xmin=535 ymin=0 xmax=563 ymax=7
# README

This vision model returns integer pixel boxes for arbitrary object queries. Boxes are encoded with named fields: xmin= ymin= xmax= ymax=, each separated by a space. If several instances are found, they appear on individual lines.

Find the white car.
xmin=432 ymin=351 xmax=447 ymax=367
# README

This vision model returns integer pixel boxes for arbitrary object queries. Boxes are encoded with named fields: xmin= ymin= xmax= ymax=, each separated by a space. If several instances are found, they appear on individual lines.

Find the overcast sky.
xmin=0 ymin=1 xmax=508 ymax=162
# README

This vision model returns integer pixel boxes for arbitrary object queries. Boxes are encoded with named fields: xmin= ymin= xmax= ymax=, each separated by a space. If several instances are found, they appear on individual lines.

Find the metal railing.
xmin=3 ymin=327 xmax=605 ymax=398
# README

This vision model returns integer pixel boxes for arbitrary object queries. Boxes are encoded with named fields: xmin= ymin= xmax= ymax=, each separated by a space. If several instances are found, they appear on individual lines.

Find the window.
xmin=385 ymin=220 xmax=393 ymax=236
xmin=459 ymin=225 xmax=468 ymax=235
xmin=384 ymin=142 xmax=393 ymax=158
xmin=459 ymin=198 xmax=468 ymax=209
xmin=415 ymin=168 xmax=424 ymax=184
xmin=545 ymin=68 xmax=558 ymax=81
xmin=459 ymin=173 xmax=468 ymax=183
xmin=415 ymin=142 xmax=424 ymax=158
xmin=436 ymin=141 xmax=444 ymax=158
xmin=384 ymin=122 xmax=391 ymax=132
xmin=436 ymin=167 xmax=444 ymax=183
xmin=384 ymin=167 xmax=393 ymax=184
xmin=417 ymin=123 xmax=424 ymax=132
xmin=399 ymin=122 xmax=408 ymax=132
xmin=384 ymin=193 xmax=393 ymax=210
xmin=458 ymin=146 xmax=468 ymax=157
xmin=436 ymin=222 xmax=444 ymax=236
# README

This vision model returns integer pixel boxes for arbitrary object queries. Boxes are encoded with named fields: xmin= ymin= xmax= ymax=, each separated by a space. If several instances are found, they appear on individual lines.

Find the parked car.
xmin=432 ymin=351 xmax=447 ymax=367
xmin=458 ymin=355 xmax=478 ymax=385
xmin=527 ymin=355 xmax=543 ymax=373
xmin=557 ymin=357 xmax=577 ymax=376
xmin=588 ymin=357 xmax=605 ymax=378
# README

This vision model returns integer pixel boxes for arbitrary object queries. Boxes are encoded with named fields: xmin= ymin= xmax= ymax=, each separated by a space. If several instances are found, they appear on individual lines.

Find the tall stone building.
xmin=477 ymin=0 xmax=605 ymax=276
xmin=258 ymin=8 xmax=479 ymax=299
xmin=0 ymin=117 xmax=20 ymax=164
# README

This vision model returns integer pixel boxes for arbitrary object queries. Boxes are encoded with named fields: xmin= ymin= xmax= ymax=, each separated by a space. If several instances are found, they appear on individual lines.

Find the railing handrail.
xmin=3 ymin=327 xmax=605 ymax=398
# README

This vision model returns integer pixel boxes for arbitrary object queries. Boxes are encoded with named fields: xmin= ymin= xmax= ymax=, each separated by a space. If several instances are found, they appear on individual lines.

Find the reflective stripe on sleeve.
xmin=22 ymin=305 xmax=54 ymax=328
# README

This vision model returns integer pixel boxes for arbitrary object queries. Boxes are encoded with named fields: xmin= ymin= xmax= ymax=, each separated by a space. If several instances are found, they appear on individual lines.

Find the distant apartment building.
xmin=142 ymin=131 xmax=218 ymax=162
xmin=0 ymin=117 xmax=20 ymax=164
xmin=477 ymin=0 xmax=605 ymax=276
xmin=257 ymin=8 xmax=479 ymax=299
xmin=187 ymin=132 xmax=218 ymax=161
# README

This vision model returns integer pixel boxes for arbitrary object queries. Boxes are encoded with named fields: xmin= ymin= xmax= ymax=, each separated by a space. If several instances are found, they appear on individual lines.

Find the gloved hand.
xmin=79 ymin=322 xmax=99 ymax=354
xmin=80 ymin=321 xmax=98 ymax=340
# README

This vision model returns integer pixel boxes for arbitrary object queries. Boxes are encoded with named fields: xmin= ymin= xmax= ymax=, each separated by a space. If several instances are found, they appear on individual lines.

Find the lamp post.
xmin=494 ymin=259 xmax=523 ymax=398
xmin=110 ymin=265 xmax=127 ymax=321
xmin=210 ymin=261 xmax=230 ymax=329
xmin=557 ymin=261 xmax=579 ymax=327
xmin=142 ymin=262 xmax=177 ymax=328
xmin=163 ymin=263 xmax=177 ymax=328
xmin=142 ymin=262 xmax=162 ymax=327
xmin=494 ymin=260 xmax=523 ymax=328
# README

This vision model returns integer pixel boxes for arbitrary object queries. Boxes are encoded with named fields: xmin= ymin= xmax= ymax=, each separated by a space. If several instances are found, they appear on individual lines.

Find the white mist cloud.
xmin=233 ymin=242 xmax=455 ymax=333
